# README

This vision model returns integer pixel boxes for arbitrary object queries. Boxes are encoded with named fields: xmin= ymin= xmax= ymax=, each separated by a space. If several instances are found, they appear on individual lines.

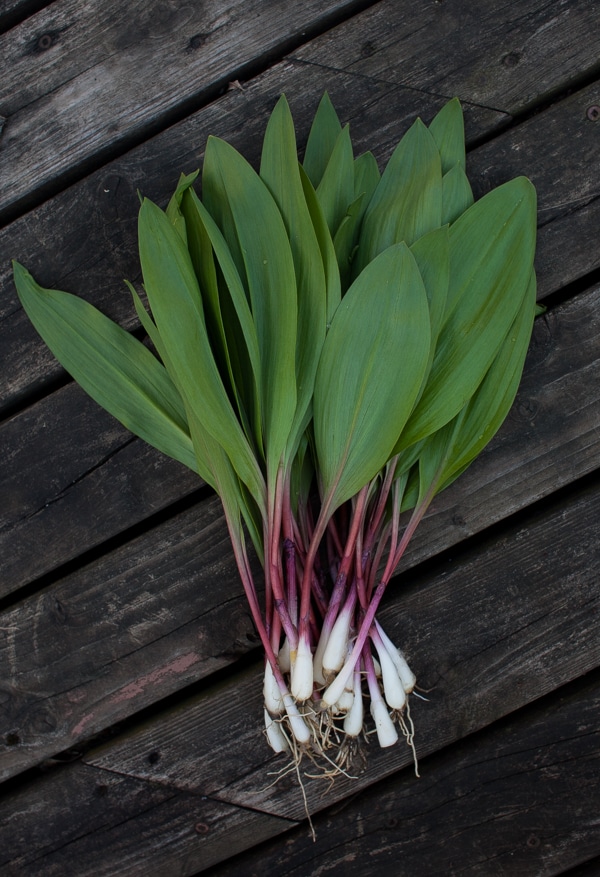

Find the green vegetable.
xmin=13 ymin=93 xmax=537 ymax=784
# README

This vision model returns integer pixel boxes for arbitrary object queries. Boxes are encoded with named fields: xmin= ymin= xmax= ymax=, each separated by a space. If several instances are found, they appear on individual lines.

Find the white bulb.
xmin=343 ymin=679 xmax=363 ymax=737
xmin=283 ymin=693 xmax=311 ymax=744
xmin=375 ymin=643 xmax=406 ymax=711
xmin=291 ymin=636 xmax=314 ymax=702
xmin=370 ymin=699 xmax=398 ymax=748
xmin=322 ymin=609 xmax=352 ymax=678
xmin=263 ymin=661 xmax=284 ymax=715
xmin=264 ymin=709 xmax=289 ymax=753
xmin=335 ymin=686 xmax=354 ymax=713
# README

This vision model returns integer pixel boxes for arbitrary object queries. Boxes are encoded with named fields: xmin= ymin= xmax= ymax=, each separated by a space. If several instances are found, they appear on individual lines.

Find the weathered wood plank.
xmin=2 ymin=283 xmax=600 ymax=779
xmin=0 ymin=761 xmax=294 ymax=876
xmin=16 ymin=478 xmax=591 ymax=873
xmin=2 ymin=0 xmax=600 ymax=412
xmin=0 ymin=382 xmax=198 ymax=590
xmin=208 ymin=673 xmax=600 ymax=877
xmin=0 ymin=0 xmax=372 ymax=222
xmin=83 ymin=478 xmax=600 ymax=824
xmin=0 ymin=0 xmax=51 ymax=32
xmin=296 ymin=0 xmax=600 ymax=117
xmin=0 ymin=495 xmax=262 ymax=781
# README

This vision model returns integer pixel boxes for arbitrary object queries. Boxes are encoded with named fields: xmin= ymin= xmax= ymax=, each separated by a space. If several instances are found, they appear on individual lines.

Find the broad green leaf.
xmin=398 ymin=176 xmax=537 ymax=448
xmin=435 ymin=269 xmax=537 ymax=491
xmin=314 ymin=243 xmax=430 ymax=511
xmin=333 ymin=192 xmax=365 ymax=292
xmin=299 ymin=164 xmax=341 ymax=323
xmin=316 ymin=125 xmax=355 ymax=237
xmin=137 ymin=198 xmax=266 ymax=512
xmin=180 ymin=188 xmax=262 ymax=388
xmin=429 ymin=97 xmax=466 ymax=173
xmin=410 ymin=225 xmax=449 ymax=349
xmin=302 ymin=91 xmax=343 ymax=188
xmin=202 ymin=136 xmax=298 ymax=480
xmin=128 ymin=280 xmax=220 ymax=489
xmin=332 ymin=152 xmax=380 ymax=292
xmin=441 ymin=163 xmax=474 ymax=225
xmin=354 ymin=118 xmax=443 ymax=274
xmin=409 ymin=270 xmax=536 ymax=507
xmin=166 ymin=170 xmax=200 ymax=243
xmin=354 ymin=151 xmax=380 ymax=203
xmin=180 ymin=187 xmax=263 ymax=456
xmin=260 ymin=95 xmax=327 ymax=461
xmin=13 ymin=261 xmax=198 ymax=473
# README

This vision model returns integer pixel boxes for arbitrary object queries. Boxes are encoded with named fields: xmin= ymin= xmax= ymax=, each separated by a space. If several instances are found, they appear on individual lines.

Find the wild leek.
xmin=14 ymin=94 xmax=537 ymax=777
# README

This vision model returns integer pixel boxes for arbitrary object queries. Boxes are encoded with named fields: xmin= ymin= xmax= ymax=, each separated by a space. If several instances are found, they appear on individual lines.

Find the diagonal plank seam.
xmin=288 ymin=55 xmax=514 ymax=120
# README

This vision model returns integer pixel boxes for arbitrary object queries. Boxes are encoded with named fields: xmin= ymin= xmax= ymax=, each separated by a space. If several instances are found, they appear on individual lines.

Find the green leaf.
xmin=302 ymin=91 xmax=343 ymax=188
xmin=180 ymin=187 xmax=263 ymax=457
xmin=137 ymin=198 xmax=266 ymax=512
xmin=435 ymin=269 xmax=537 ymax=492
xmin=260 ymin=95 xmax=327 ymax=461
xmin=13 ymin=261 xmax=198 ymax=473
xmin=299 ymin=165 xmax=341 ymax=324
xmin=354 ymin=151 xmax=380 ymax=203
xmin=333 ymin=192 xmax=365 ymax=293
xmin=398 ymin=176 xmax=537 ymax=448
xmin=128 ymin=280 xmax=222 ymax=489
xmin=314 ymin=243 xmax=430 ymax=511
xmin=332 ymin=152 xmax=381 ymax=292
xmin=166 ymin=170 xmax=200 ymax=243
xmin=429 ymin=97 xmax=466 ymax=173
xmin=316 ymin=125 xmax=355 ymax=237
xmin=441 ymin=163 xmax=474 ymax=225
xmin=354 ymin=118 xmax=443 ymax=274
xmin=410 ymin=225 xmax=449 ymax=349
xmin=202 ymin=136 xmax=298 ymax=480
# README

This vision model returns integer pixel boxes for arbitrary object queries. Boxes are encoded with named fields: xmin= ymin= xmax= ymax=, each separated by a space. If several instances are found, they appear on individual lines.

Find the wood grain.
xmin=0 ymin=0 xmax=372 ymax=221
xmin=296 ymin=0 xmax=600 ymax=117
xmin=3 ymin=476 xmax=592 ymax=871
xmin=0 ymin=381 xmax=199 ymax=591
xmin=0 ymin=761 xmax=293 ymax=876
xmin=208 ymin=674 xmax=600 ymax=877
xmin=0 ymin=495 xmax=263 ymax=780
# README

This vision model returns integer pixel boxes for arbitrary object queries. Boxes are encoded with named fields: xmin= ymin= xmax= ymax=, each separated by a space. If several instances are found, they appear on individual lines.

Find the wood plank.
xmin=0 ymin=495 xmax=262 ymax=781
xmin=2 ymin=0 xmax=600 ymax=413
xmin=0 ymin=761 xmax=293 ymax=876
xmin=0 ymin=382 xmax=198 ymax=590
xmin=0 ymin=0 xmax=51 ymax=32
xmin=41 ymin=479 xmax=596 ymax=870
xmin=1 ymin=282 xmax=599 ymax=779
xmin=0 ymin=0 xmax=371 ymax=222
xmin=208 ymin=673 xmax=600 ymax=877
xmin=296 ymin=0 xmax=600 ymax=117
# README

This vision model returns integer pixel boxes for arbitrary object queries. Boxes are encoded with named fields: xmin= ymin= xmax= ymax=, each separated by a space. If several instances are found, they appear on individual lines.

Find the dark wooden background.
xmin=1 ymin=0 xmax=599 ymax=873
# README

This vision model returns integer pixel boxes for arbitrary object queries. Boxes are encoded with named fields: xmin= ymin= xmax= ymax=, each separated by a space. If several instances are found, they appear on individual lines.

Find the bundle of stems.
xmin=14 ymin=93 xmax=537 ymax=773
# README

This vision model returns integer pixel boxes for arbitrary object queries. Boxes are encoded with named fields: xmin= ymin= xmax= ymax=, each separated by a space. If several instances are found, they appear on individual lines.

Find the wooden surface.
xmin=1 ymin=1 xmax=599 ymax=874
